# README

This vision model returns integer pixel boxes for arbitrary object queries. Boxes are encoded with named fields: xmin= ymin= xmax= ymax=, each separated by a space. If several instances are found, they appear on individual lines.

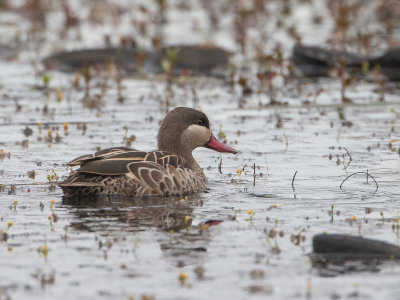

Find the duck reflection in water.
xmin=62 ymin=194 xmax=203 ymax=233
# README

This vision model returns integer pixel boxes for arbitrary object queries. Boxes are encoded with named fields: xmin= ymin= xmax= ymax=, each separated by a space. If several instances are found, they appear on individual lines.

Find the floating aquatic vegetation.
xmin=47 ymin=169 xmax=59 ymax=191
xmin=178 ymin=272 xmax=188 ymax=286
xmin=265 ymin=219 xmax=282 ymax=254
xmin=247 ymin=209 xmax=255 ymax=226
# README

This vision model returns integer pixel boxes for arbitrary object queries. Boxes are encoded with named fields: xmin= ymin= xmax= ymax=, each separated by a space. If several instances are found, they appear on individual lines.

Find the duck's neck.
xmin=157 ymin=139 xmax=206 ymax=178
xmin=187 ymin=154 xmax=206 ymax=180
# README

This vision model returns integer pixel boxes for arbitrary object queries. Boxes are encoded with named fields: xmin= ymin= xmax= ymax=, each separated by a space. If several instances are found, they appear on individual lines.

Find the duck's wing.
xmin=68 ymin=147 xmax=142 ymax=166
xmin=71 ymin=149 xmax=186 ymax=175
xmin=69 ymin=147 xmax=185 ymax=167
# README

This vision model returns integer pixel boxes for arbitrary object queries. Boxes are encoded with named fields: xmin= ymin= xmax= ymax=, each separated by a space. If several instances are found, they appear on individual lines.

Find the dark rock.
xmin=42 ymin=45 xmax=231 ymax=76
xmin=42 ymin=47 xmax=152 ymax=73
xmin=311 ymin=234 xmax=400 ymax=263
xmin=292 ymin=44 xmax=400 ymax=81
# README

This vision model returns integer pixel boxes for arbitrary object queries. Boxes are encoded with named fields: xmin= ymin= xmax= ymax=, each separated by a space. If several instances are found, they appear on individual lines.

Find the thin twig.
xmin=264 ymin=156 xmax=269 ymax=177
xmin=191 ymin=87 xmax=199 ymax=108
xmin=283 ymin=133 xmax=288 ymax=153
xmin=343 ymin=147 xmax=352 ymax=163
xmin=218 ymin=158 xmax=222 ymax=174
xmin=253 ymin=163 xmax=256 ymax=187
xmin=340 ymin=171 xmax=378 ymax=192
xmin=342 ymin=147 xmax=352 ymax=171
xmin=292 ymin=170 xmax=298 ymax=189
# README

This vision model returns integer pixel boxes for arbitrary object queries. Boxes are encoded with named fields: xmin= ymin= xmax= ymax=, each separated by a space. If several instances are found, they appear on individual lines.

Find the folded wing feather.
xmin=72 ymin=148 xmax=187 ymax=177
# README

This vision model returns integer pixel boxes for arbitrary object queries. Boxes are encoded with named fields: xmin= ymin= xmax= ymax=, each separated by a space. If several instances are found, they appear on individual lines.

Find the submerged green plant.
xmin=218 ymin=124 xmax=226 ymax=141
xmin=266 ymin=219 xmax=282 ymax=253
xmin=328 ymin=204 xmax=334 ymax=223
xmin=162 ymin=47 xmax=180 ymax=93
xmin=0 ymin=220 xmax=13 ymax=244
xmin=42 ymin=74 xmax=50 ymax=88
xmin=392 ymin=212 xmax=400 ymax=242
xmin=132 ymin=231 xmax=141 ymax=260
xmin=184 ymin=215 xmax=191 ymax=232
xmin=236 ymin=169 xmax=242 ymax=183
xmin=162 ymin=47 xmax=180 ymax=74
xmin=48 ymin=214 xmax=54 ymax=232
xmin=12 ymin=200 xmax=17 ymax=211
xmin=47 ymin=169 xmax=59 ymax=191
xmin=228 ymin=209 xmax=241 ymax=221
xmin=247 ymin=210 xmax=255 ymax=224
xmin=38 ymin=238 xmax=49 ymax=262
xmin=178 ymin=272 xmax=188 ymax=286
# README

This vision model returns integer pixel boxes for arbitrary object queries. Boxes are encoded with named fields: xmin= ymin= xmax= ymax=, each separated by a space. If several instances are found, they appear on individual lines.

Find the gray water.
xmin=1 ymin=1 xmax=400 ymax=299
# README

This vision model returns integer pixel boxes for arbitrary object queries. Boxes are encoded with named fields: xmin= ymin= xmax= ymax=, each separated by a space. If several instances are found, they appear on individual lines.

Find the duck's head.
xmin=157 ymin=107 xmax=237 ymax=158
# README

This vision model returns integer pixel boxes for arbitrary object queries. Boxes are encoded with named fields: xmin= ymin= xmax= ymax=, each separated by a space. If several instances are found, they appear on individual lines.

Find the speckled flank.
xmin=60 ymin=174 xmax=140 ymax=197
xmin=60 ymin=165 xmax=207 ymax=198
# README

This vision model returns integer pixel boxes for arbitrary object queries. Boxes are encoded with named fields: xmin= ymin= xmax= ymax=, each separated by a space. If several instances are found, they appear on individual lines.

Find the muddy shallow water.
xmin=1 ymin=1 xmax=400 ymax=300
xmin=1 ymin=65 xmax=400 ymax=299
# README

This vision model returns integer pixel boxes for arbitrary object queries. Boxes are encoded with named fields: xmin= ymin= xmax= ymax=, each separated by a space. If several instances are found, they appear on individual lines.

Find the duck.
xmin=59 ymin=107 xmax=237 ymax=198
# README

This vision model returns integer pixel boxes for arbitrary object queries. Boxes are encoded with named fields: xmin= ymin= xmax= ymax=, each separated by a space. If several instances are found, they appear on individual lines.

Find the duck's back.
xmin=59 ymin=147 xmax=207 ymax=198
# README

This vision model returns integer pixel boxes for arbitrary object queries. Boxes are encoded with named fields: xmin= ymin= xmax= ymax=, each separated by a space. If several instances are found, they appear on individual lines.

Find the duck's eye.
xmin=197 ymin=119 xmax=204 ymax=126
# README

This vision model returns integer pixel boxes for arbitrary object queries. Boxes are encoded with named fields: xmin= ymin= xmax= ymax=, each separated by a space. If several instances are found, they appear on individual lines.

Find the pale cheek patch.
xmin=182 ymin=125 xmax=211 ymax=148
